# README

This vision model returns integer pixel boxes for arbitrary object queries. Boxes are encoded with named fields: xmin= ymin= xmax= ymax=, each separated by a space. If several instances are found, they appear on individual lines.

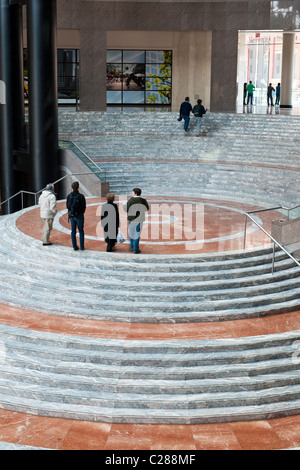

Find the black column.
xmin=0 ymin=0 xmax=25 ymax=213
xmin=27 ymin=0 xmax=58 ymax=192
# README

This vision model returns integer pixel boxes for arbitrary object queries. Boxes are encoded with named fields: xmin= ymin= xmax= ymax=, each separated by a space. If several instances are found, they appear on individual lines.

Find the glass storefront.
xmin=106 ymin=50 xmax=172 ymax=106
xmin=237 ymin=32 xmax=300 ymax=107
xmin=24 ymin=48 xmax=80 ymax=105
xmin=57 ymin=49 xmax=79 ymax=104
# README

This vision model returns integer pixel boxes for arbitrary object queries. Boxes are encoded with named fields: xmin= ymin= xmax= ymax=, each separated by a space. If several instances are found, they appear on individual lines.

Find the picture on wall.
xmin=106 ymin=49 xmax=172 ymax=105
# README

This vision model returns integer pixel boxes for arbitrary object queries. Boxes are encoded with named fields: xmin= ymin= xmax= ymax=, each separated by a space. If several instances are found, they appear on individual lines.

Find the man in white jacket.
xmin=38 ymin=183 xmax=57 ymax=245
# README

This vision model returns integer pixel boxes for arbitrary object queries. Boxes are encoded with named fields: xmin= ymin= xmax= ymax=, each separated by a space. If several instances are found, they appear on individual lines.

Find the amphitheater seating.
xmin=59 ymin=111 xmax=300 ymax=208
xmin=0 ymin=110 xmax=300 ymax=449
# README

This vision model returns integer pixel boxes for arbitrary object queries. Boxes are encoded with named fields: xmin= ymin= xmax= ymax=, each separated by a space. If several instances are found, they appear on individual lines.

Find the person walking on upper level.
xmin=66 ymin=181 xmax=86 ymax=251
xmin=246 ymin=81 xmax=255 ymax=106
xmin=124 ymin=188 xmax=149 ymax=254
xmin=192 ymin=99 xmax=207 ymax=136
xmin=39 ymin=183 xmax=57 ymax=246
xmin=179 ymin=97 xmax=193 ymax=133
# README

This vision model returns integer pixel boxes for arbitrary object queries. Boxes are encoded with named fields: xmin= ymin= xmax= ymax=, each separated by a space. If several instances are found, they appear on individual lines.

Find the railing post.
xmin=243 ymin=214 xmax=248 ymax=250
xmin=272 ymin=242 xmax=276 ymax=275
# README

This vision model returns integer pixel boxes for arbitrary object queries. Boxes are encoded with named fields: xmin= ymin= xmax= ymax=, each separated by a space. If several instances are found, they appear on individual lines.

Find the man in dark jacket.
xmin=124 ymin=188 xmax=149 ymax=254
xmin=66 ymin=181 xmax=86 ymax=251
xmin=267 ymin=83 xmax=275 ymax=106
xmin=179 ymin=97 xmax=193 ymax=133
xmin=101 ymin=192 xmax=120 ymax=252
xmin=192 ymin=99 xmax=207 ymax=135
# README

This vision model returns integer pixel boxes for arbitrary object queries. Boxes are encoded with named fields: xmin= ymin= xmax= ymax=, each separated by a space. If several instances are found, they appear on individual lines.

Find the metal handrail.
xmin=0 ymin=171 xmax=104 ymax=214
xmin=70 ymin=141 xmax=105 ymax=175
xmin=243 ymin=205 xmax=300 ymax=274
xmin=59 ymin=140 xmax=106 ymax=181
xmin=247 ymin=203 xmax=300 ymax=220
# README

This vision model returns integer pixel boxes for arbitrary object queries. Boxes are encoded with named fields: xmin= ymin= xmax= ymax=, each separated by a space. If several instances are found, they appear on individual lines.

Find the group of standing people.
xmin=267 ymin=83 xmax=281 ymax=106
xmin=100 ymin=188 xmax=149 ymax=253
xmin=243 ymin=81 xmax=281 ymax=106
xmin=179 ymin=97 xmax=207 ymax=135
xmin=39 ymin=183 xmax=149 ymax=254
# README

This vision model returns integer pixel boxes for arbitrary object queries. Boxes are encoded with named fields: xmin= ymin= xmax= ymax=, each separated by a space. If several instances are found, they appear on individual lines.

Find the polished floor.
xmin=0 ymin=196 xmax=299 ymax=450
xmin=16 ymin=196 xmax=277 ymax=255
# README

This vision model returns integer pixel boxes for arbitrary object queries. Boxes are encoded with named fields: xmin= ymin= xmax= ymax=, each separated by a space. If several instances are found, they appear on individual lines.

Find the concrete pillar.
xmin=280 ymin=32 xmax=295 ymax=108
xmin=210 ymin=30 xmax=238 ymax=113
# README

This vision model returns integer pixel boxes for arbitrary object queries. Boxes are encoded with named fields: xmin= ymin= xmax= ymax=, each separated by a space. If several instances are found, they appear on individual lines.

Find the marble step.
xmin=0 ymin=251 xmax=297 ymax=288
xmin=1 ymin=212 xmax=300 ymax=321
xmin=1 ymin=325 xmax=299 ymax=364
xmin=0 ymin=218 xmax=294 ymax=275
xmin=0 ymin=259 xmax=300 ymax=300
xmin=94 ymin=168 xmax=299 ymax=206
xmin=58 ymin=112 xmax=300 ymax=138
xmin=79 ymin=140 xmax=299 ymax=164
xmin=5 ymin=349 xmax=300 ymax=381
xmin=1 ymin=243 xmax=288 ymax=277
xmin=59 ymin=112 xmax=300 ymax=210
xmin=98 ymin=164 xmax=299 ymax=185
xmin=1 ymin=391 xmax=300 ymax=424
xmin=1 ymin=274 xmax=300 ymax=312
xmin=1 ymin=278 xmax=300 ymax=323
xmin=0 ymin=324 xmax=299 ymax=423
xmin=1 ymin=377 xmax=300 ymax=413
xmin=0 ymin=277 xmax=300 ymax=323
xmin=0 ymin=211 xmax=283 ymax=265
xmin=1 ymin=364 xmax=300 ymax=396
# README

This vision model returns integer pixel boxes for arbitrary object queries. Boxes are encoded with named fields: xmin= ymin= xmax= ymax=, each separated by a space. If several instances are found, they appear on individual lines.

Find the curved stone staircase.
xmin=59 ymin=111 xmax=300 ymax=208
xmin=0 ymin=207 xmax=300 ymax=425
xmin=1 ymin=110 xmax=300 ymax=448
xmin=1 ymin=211 xmax=300 ymax=323
xmin=0 ymin=322 xmax=299 ymax=424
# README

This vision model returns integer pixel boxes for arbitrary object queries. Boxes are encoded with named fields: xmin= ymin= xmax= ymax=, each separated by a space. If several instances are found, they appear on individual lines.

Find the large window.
xmin=106 ymin=50 xmax=172 ymax=106
xmin=57 ymin=49 xmax=79 ymax=104
xmin=23 ymin=49 xmax=80 ymax=105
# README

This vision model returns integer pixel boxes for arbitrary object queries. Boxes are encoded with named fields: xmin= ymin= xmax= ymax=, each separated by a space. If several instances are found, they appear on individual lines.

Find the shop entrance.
xmin=237 ymin=31 xmax=300 ymax=108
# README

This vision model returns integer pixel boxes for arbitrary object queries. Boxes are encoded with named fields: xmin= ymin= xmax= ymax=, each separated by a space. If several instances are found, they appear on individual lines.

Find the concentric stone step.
xmin=1 ymin=210 xmax=300 ymax=322
xmin=59 ymin=112 xmax=300 ymax=208
xmin=1 ymin=111 xmax=300 ymax=429
xmin=0 ymin=323 xmax=299 ymax=424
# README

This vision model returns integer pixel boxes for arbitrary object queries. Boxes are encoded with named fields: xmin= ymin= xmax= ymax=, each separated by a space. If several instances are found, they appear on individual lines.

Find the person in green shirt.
xmin=246 ymin=81 xmax=255 ymax=105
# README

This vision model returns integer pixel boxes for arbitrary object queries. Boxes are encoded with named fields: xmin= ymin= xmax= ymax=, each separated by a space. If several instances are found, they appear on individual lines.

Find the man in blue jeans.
xmin=179 ymin=97 xmax=193 ymax=133
xmin=125 ymin=188 xmax=149 ymax=254
xmin=66 ymin=181 xmax=86 ymax=251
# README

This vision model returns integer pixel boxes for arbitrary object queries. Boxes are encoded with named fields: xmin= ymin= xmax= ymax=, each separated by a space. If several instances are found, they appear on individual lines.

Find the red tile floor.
xmin=16 ymin=196 xmax=277 ymax=254
xmin=1 ymin=197 xmax=299 ymax=450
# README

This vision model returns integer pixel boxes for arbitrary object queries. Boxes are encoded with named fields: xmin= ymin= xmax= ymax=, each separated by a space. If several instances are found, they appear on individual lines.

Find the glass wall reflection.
xmin=270 ymin=1 xmax=300 ymax=30
xmin=237 ymin=31 xmax=300 ymax=107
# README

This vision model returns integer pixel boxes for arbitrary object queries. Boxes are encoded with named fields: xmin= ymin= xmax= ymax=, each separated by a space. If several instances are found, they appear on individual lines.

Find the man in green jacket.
xmin=246 ymin=81 xmax=255 ymax=105
xmin=125 ymin=188 xmax=149 ymax=254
